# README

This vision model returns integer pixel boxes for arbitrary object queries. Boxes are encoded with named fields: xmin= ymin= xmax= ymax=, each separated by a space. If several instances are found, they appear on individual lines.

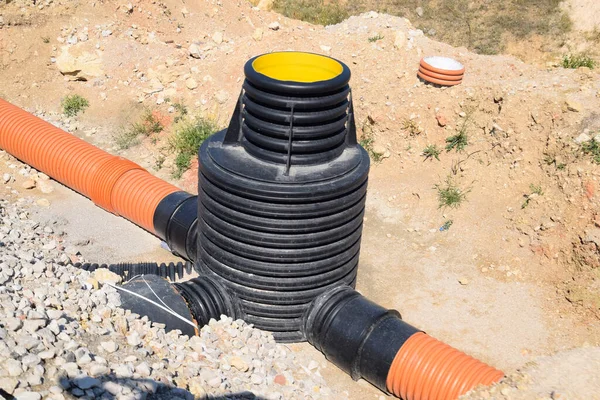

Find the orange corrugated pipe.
xmin=387 ymin=332 xmax=504 ymax=400
xmin=0 ymin=98 xmax=179 ymax=233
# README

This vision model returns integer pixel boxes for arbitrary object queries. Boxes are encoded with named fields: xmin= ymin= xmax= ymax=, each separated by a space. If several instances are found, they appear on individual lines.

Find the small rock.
xmin=126 ymin=331 xmax=142 ymax=347
xmin=574 ymin=133 xmax=591 ymax=144
xmin=320 ymin=45 xmax=332 ymax=53
xmin=100 ymin=341 xmax=118 ymax=353
xmin=188 ymin=379 xmax=207 ymax=398
xmin=186 ymin=78 xmax=198 ymax=90
xmin=0 ymin=377 xmax=18 ymax=394
xmin=92 ymin=269 xmax=122 ymax=285
xmin=458 ymin=278 xmax=469 ymax=285
xmin=14 ymin=392 xmax=41 ymax=400
xmin=415 ymin=6 xmax=424 ymax=17
xmin=436 ymin=114 xmax=448 ymax=127
xmin=268 ymin=21 xmax=280 ymax=31
xmin=250 ymin=374 xmax=263 ymax=385
xmin=103 ymin=381 xmax=123 ymax=395
xmin=566 ymin=99 xmax=582 ymax=112
xmin=5 ymin=317 xmax=23 ymax=331
xmin=188 ymin=43 xmax=202 ymax=59
xmin=2 ymin=173 xmax=11 ymax=183
xmin=4 ymin=359 xmax=23 ymax=377
xmin=229 ymin=356 xmax=249 ymax=372
xmin=393 ymin=31 xmax=406 ymax=49
xmin=253 ymin=28 xmax=264 ymax=41
xmin=214 ymin=90 xmax=229 ymax=104
xmin=21 ymin=179 xmax=37 ymax=189
xmin=36 ymin=198 xmax=51 ymax=208
xmin=274 ymin=374 xmax=286 ymax=385
xmin=212 ymin=31 xmax=223 ymax=44
xmin=23 ymin=319 xmax=46 ymax=333
xmin=37 ymin=179 xmax=54 ymax=194
xmin=74 ymin=376 xmax=101 ymax=390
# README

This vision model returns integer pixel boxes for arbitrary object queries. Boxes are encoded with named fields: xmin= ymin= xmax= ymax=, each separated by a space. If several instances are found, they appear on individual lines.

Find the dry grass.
xmin=274 ymin=0 xmax=572 ymax=55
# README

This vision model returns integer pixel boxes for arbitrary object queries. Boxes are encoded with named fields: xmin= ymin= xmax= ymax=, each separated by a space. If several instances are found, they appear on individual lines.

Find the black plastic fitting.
xmin=74 ymin=261 xmax=193 ymax=282
xmin=196 ymin=53 xmax=370 ymax=341
xmin=153 ymin=191 xmax=198 ymax=261
xmin=174 ymin=276 xmax=242 ymax=327
xmin=119 ymin=274 xmax=198 ymax=337
xmin=303 ymin=286 xmax=421 ymax=392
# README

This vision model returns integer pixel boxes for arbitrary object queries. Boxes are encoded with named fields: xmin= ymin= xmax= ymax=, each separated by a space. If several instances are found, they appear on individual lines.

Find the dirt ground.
xmin=1 ymin=0 xmax=600 ymax=399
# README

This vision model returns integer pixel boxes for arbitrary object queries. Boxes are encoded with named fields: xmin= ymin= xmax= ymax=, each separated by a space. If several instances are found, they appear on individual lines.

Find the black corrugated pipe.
xmin=75 ymin=261 xmax=193 ymax=281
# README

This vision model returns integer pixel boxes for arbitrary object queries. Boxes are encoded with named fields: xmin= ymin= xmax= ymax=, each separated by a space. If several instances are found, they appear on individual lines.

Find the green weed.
xmin=434 ymin=176 xmax=470 ymax=209
xmin=562 ymin=54 xmax=596 ymax=69
xmin=61 ymin=94 xmax=89 ymax=117
xmin=440 ymin=220 xmax=454 ymax=231
xmin=368 ymin=33 xmax=384 ymax=42
xmin=422 ymin=144 xmax=441 ymax=161
xmin=582 ymin=138 xmax=600 ymax=164
xmin=170 ymin=117 xmax=218 ymax=178
xmin=115 ymin=109 xmax=163 ymax=150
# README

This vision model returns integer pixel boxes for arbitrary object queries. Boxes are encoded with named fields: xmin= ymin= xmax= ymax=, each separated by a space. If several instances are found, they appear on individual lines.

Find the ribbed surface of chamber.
xmin=196 ymin=53 xmax=370 ymax=342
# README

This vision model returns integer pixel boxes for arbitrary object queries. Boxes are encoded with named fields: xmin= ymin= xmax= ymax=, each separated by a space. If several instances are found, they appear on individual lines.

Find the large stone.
xmin=55 ymin=44 xmax=104 ymax=81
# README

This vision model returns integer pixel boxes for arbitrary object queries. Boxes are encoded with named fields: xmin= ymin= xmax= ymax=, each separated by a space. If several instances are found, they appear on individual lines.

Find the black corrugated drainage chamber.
xmin=101 ymin=52 xmax=505 ymax=398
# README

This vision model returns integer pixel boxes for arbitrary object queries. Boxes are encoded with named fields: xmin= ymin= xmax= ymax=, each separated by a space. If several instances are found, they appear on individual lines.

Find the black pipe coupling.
xmin=153 ymin=191 xmax=199 ymax=261
xmin=303 ymin=285 xmax=420 ymax=392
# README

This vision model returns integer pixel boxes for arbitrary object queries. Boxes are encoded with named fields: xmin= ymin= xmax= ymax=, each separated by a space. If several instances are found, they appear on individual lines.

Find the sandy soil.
xmin=2 ymin=0 xmax=600 ymax=398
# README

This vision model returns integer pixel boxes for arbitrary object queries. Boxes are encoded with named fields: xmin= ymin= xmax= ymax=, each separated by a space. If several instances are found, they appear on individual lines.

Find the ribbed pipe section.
xmin=0 ymin=98 xmax=180 ymax=233
xmin=386 ymin=332 xmax=504 ymax=400
xmin=174 ymin=276 xmax=242 ymax=327
xmin=74 ymin=261 xmax=193 ymax=282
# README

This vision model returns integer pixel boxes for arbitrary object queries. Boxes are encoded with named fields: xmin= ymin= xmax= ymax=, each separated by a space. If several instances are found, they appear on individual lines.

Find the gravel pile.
xmin=0 ymin=197 xmax=337 ymax=400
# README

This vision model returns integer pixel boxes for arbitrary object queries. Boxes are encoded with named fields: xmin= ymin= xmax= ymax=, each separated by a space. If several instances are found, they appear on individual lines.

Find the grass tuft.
xmin=368 ymin=33 xmax=384 ymax=42
xmin=582 ymin=138 xmax=600 ymax=164
xmin=170 ymin=118 xmax=218 ymax=178
xmin=61 ymin=94 xmax=89 ymax=117
xmin=434 ymin=176 xmax=470 ymax=209
xmin=562 ymin=54 xmax=596 ymax=69
xmin=445 ymin=130 xmax=468 ymax=152
xmin=115 ymin=109 xmax=163 ymax=150
xmin=422 ymin=144 xmax=441 ymax=161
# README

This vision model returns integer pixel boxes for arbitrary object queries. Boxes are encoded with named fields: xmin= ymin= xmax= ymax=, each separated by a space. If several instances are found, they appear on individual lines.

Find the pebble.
xmin=14 ymin=392 xmax=42 ymax=400
xmin=100 ymin=340 xmax=119 ymax=353
xmin=268 ymin=21 xmax=280 ymax=30
xmin=21 ymin=179 xmax=37 ymax=189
